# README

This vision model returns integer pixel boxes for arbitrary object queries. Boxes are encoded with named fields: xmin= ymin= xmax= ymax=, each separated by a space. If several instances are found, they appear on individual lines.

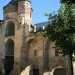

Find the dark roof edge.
xmin=35 ymin=21 xmax=49 ymax=25
xmin=0 ymin=20 xmax=4 ymax=25
xmin=0 ymin=20 xmax=4 ymax=22
xmin=34 ymin=21 xmax=49 ymax=28
xmin=3 ymin=0 xmax=18 ymax=9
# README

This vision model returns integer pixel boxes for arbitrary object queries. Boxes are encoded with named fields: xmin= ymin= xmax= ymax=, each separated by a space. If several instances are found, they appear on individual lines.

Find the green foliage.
xmin=46 ymin=3 xmax=75 ymax=55
xmin=45 ymin=3 xmax=75 ymax=75
xmin=60 ymin=0 xmax=75 ymax=4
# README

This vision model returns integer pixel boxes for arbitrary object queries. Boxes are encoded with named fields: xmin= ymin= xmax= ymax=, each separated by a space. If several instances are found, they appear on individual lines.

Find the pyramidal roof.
xmin=8 ymin=0 xmax=18 ymax=4
xmin=7 ymin=0 xmax=30 ymax=5
xmin=3 ymin=0 xmax=18 ymax=9
xmin=3 ymin=0 xmax=31 ymax=9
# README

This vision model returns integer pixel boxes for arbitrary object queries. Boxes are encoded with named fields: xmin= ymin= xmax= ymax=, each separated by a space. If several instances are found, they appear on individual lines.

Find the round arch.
xmin=30 ymin=64 xmax=39 ymax=75
xmin=5 ymin=21 xmax=15 ymax=36
xmin=5 ymin=39 xmax=14 ymax=56
xmin=26 ymin=39 xmax=34 ymax=55
xmin=53 ymin=67 xmax=66 ymax=75
xmin=4 ymin=39 xmax=14 ymax=75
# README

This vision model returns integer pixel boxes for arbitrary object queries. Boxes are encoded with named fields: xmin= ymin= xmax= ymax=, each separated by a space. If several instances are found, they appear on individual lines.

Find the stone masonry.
xmin=0 ymin=0 xmax=71 ymax=75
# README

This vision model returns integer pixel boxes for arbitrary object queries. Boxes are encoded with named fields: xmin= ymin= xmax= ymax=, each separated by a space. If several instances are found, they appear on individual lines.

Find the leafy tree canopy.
xmin=45 ymin=3 xmax=75 ymax=55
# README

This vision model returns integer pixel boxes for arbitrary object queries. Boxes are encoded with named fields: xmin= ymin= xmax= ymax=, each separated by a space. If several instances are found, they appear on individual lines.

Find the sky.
xmin=0 ymin=0 xmax=61 ymax=24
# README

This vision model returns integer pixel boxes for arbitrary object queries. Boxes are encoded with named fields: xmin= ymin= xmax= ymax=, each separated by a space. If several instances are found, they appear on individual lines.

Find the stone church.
xmin=0 ymin=0 xmax=72 ymax=75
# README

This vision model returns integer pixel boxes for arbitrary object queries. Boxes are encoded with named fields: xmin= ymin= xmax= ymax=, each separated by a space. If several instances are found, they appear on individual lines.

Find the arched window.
xmin=5 ymin=21 xmax=15 ymax=36
xmin=55 ymin=49 xmax=59 ymax=56
xmin=5 ymin=39 xmax=14 ymax=56
xmin=34 ymin=50 xmax=37 ymax=56
xmin=4 ymin=39 xmax=14 ymax=75
xmin=31 ymin=64 xmax=39 ymax=75
xmin=53 ymin=68 xmax=66 ymax=75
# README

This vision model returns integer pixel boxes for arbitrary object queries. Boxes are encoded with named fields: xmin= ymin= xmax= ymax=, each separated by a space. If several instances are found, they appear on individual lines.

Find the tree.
xmin=45 ymin=3 xmax=75 ymax=75
xmin=60 ymin=0 xmax=75 ymax=3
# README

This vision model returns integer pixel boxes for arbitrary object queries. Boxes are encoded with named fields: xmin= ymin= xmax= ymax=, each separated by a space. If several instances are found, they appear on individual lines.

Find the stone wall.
xmin=18 ymin=0 xmax=32 ymax=36
xmin=0 ymin=0 xmax=71 ymax=75
xmin=49 ymin=56 xmax=66 ymax=70
xmin=4 ymin=4 xmax=18 ymax=14
xmin=0 ymin=23 xmax=4 ymax=72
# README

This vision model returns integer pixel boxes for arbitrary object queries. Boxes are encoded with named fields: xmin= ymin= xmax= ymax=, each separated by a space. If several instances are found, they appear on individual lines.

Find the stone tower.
xmin=3 ymin=0 xmax=32 ymax=75
xmin=14 ymin=0 xmax=32 ymax=74
xmin=18 ymin=0 xmax=32 ymax=36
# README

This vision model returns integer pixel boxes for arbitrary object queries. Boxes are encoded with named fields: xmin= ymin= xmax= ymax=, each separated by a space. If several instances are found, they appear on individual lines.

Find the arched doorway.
xmin=5 ymin=21 xmax=15 ymax=36
xmin=30 ymin=64 xmax=39 ymax=75
xmin=53 ymin=68 xmax=66 ymax=75
xmin=4 ymin=39 xmax=14 ymax=75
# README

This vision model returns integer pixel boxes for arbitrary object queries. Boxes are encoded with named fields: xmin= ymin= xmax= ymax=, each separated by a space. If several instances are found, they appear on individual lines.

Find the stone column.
xmin=21 ymin=17 xmax=28 ymax=70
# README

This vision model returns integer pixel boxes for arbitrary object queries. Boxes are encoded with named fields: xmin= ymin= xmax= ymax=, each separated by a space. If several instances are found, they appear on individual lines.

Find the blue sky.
xmin=0 ymin=0 xmax=61 ymax=24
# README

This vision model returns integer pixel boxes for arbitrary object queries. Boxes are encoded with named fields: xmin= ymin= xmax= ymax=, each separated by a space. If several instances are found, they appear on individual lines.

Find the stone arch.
xmin=26 ymin=39 xmax=34 ymax=46
xmin=26 ymin=39 xmax=34 ymax=55
xmin=4 ymin=39 xmax=14 ymax=75
xmin=5 ymin=21 xmax=15 ymax=36
xmin=53 ymin=66 xmax=66 ymax=75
